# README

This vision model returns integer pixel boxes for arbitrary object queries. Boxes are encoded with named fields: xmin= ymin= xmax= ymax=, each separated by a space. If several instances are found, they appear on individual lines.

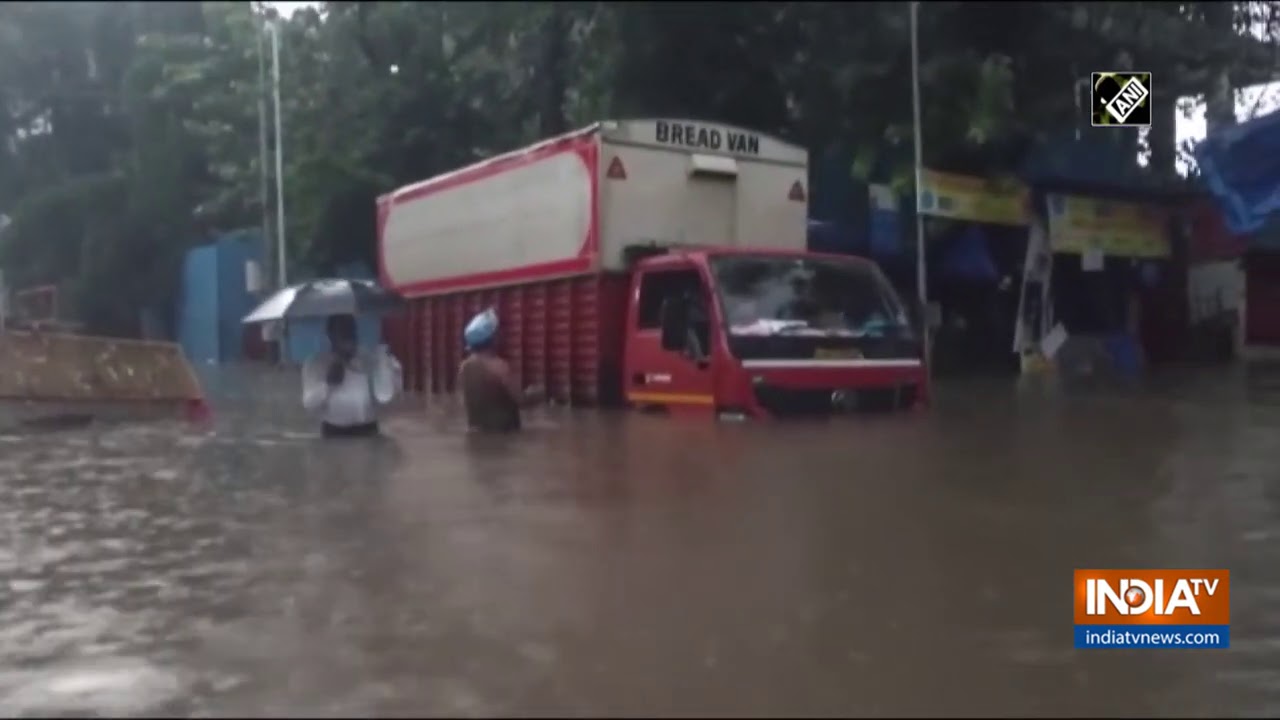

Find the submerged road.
xmin=2 ymin=364 xmax=1279 ymax=717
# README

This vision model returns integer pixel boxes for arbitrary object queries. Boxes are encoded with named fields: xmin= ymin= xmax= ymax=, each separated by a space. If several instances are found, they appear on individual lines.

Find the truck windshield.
xmin=710 ymin=255 xmax=912 ymax=339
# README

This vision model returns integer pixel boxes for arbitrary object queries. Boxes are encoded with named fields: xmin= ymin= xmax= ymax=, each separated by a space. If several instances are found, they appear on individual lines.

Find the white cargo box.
xmin=378 ymin=119 xmax=810 ymax=297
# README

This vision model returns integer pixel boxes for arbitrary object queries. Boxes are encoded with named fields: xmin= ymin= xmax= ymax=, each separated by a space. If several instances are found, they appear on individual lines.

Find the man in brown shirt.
xmin=459 ymin=340 xmax=521 ymax=433
xmin=458 ymin=334 xmax=544 ymax=433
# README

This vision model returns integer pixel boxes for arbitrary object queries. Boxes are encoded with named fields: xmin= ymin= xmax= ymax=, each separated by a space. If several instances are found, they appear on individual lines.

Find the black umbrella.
xmin=242 ymin=278 xmax=405 ymax=324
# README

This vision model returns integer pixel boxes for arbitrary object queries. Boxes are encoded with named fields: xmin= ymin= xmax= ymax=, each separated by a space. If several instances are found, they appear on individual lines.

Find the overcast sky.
xmin=270 ymin=2 xmax=316 ymax=20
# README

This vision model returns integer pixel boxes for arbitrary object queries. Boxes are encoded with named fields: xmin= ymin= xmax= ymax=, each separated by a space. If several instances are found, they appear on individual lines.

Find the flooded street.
xmin=3 ymin=365 xmax=1280 ymax=717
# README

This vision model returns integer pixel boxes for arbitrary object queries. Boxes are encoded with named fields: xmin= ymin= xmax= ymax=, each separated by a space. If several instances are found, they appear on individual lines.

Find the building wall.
xmin=1244 ymin=251 xmax=1280 ymax=350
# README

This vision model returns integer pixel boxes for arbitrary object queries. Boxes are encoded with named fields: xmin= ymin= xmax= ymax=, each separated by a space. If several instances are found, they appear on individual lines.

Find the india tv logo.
xmin=1073 ymin=569 xmax=1230 ymax=649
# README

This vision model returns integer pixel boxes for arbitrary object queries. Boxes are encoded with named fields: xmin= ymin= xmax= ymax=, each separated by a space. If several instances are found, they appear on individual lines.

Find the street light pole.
xmin=269 ymin=17 xmax=287 ymax=291
xmin=910 ymin=0 xmax=932 ymax=378
xmin=257 ymin=16 xmax=271 ymax=280
xmin=260 ymin=14 xmax=289 ymax=365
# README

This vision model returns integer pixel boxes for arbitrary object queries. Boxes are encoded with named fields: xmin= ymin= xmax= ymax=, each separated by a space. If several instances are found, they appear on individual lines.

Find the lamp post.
xmin=257 ymin=16 xmax=271 ymax=283
xmin=268 ymin=16 xmax=287 ymax=291
xmin=258 ymin=11 xmax=288 ymax=363
xmin=909 ymin=1 xmax=932 ymax=379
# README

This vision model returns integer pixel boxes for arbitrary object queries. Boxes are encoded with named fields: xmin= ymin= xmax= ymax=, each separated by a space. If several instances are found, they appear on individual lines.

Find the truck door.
xmin=625 ymin=266 xmax=717 ymax=413
xmin=682 ymin=157 xmax=737 ymax=246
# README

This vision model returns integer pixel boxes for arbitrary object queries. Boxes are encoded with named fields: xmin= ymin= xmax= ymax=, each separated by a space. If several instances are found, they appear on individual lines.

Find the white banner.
xmin=1013 ymin=216 xmax=1055 ymax=355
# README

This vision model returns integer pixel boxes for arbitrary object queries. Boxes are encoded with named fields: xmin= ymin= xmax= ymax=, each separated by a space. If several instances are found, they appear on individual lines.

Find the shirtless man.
xmin=458 ymin=309 xmax=540 ymax=433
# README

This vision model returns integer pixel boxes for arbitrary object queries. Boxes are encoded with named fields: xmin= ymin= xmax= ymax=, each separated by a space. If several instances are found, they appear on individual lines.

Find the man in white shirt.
xmin=301 ymin=314 xmax=402 ymax=438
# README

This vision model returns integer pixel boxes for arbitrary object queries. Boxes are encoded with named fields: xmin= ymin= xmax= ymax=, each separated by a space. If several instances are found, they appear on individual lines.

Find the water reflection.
xmin=1 ymin=364 xmax=1279 ymax=716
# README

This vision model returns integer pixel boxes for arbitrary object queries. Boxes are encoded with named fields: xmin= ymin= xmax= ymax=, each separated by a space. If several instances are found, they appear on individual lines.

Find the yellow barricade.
xmin=0 ymin=330 xmax=208 ymax=421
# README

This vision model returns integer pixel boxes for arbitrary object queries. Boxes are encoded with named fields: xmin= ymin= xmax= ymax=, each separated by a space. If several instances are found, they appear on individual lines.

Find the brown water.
xmin=2 ymin=365 xmax=1279 ymax=717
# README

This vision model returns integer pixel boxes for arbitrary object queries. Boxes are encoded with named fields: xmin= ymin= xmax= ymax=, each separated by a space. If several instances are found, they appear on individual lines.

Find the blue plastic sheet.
xmin=1106 ymin=332 xmax=1144 ymax=378
xmin=1194 ymin=108 xmax=1280 ymax=235
xmin=807 ymin=219 xmax=862 ymax=256
xmin=868 ymin=209 xmax=903 ymax=259
xmin=1140 ymin=261 xmax=1161 ymax=289
xmin=939 ymin=226 xmax=998 ymax=282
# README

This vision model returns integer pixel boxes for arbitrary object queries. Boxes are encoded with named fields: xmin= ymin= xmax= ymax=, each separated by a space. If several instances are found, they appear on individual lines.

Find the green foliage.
xmin=0 ymin=1 xmax=1273 ymax=335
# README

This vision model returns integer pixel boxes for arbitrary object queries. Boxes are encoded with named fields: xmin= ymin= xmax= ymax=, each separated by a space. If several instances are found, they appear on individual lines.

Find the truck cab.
xmin=624 ymin=247 xmax=928 ymax=419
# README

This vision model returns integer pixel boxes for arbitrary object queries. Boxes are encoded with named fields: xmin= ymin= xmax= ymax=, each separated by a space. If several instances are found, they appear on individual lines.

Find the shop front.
xmin=1184 ymin=105 xmax=1280 ymax=359
xmin=916 ymin=170 xmax=1031 ymax=376
xmin=1243 ymin=250 xmax=1280 ymax=353
xmin=1186 ymin=199 xmax=1248 ymax=361
xmin=1041 ymin=193 xmax=1181 ymax=372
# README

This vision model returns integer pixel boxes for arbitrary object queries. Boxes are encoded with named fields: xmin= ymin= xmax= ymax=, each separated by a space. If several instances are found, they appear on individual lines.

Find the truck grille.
xmin=753 ymin=384 xmax=918 ymax=418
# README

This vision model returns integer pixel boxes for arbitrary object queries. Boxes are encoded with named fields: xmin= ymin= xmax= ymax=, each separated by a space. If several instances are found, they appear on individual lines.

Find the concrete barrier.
xmin=0 ymin=330 xmax=209 ymax=429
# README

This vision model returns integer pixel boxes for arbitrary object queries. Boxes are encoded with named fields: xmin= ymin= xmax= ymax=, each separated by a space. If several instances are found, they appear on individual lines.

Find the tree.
xmin=2 ymin=1 xmax=1275 ymax=337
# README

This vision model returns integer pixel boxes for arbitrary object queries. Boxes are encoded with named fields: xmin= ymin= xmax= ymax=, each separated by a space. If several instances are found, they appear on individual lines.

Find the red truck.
xmin=379 ymin=119 xmax=928 ymax=419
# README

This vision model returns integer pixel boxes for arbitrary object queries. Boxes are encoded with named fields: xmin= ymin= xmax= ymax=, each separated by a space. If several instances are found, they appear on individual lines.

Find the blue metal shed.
xmin=177 ymin=230 xmax=267 ymax=364
xmin=178 ymin=243 xmax=221 ymax=364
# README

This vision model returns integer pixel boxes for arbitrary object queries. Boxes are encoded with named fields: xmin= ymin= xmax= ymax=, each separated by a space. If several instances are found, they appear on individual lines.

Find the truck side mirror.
xmin=659 ymin=297 xmax=690 ymax=352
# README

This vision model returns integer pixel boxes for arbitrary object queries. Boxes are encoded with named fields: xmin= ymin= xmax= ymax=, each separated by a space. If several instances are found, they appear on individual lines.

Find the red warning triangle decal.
xmin=788 ymin=180 xmax=807 ymax=202
xmin=606 ymin=156 xmax=627 ymax=180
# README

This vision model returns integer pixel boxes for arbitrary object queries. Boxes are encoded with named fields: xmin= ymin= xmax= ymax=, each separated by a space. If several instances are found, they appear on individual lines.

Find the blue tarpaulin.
xmin=807 ymin=219 xmax=863 ymax=256
xmin=939 ymin=226 xmax=998 ymax=282
xmin=1194 ymin=108 xmax=1280 ymax=235
xmin=868 ymin=209 xmax=903 ymax=259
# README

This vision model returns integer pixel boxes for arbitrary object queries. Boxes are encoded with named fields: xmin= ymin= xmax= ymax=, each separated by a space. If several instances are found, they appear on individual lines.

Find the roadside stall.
xmin=1186 ymin=198 xmax=1248 ymax=361
xmin=1192 ymin=105 xmax=1280 ymax=361
xmin=1242 ymin=241 xmax=1280 ymax=356
xmin=916 ymin=170 xmax=1031 ymax=376
xmin=1042 ymin=193 xmax=1175 ymax=375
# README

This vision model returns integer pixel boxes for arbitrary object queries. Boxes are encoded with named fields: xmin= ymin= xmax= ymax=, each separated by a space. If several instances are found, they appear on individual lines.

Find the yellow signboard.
xmin=1046 ymin=194 xmax=1169 ymax=258
xmin=917 ymin=170 xmax=1030 ymax=227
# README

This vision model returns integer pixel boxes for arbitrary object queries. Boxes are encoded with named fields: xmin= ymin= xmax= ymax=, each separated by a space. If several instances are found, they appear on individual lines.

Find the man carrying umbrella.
xmin=302 ymin=313 xmax=402 ymax=437
xmin=244 ymin=278 xmax=404 ymax=438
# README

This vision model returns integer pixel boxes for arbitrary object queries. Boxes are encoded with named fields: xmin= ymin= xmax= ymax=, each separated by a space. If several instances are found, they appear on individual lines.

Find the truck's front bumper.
xmin=736 ymin=360 xmax=928 ymax=418
xmin=751 ymin=382 xmax=920 ymax=416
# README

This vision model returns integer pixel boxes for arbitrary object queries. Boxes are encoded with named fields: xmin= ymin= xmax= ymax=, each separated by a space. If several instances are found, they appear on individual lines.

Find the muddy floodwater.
xmin=2 ymin=364 xmax=1280 ymax=717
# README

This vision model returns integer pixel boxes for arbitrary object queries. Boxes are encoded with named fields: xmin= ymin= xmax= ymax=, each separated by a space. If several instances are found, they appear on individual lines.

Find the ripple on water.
xmin=0 ymin=657 xmax=184 ymax=717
